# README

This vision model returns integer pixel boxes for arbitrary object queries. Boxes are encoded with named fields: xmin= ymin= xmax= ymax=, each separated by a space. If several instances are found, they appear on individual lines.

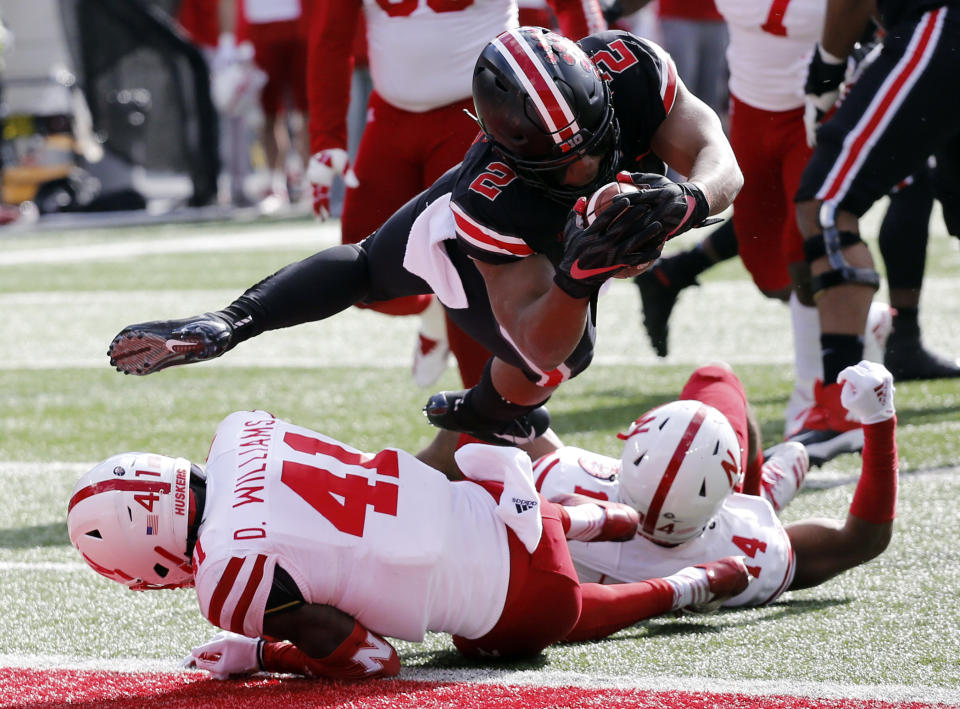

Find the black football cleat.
xmin=885 ymin=339 xmax=960 ymax=381
xmin=634 ymin=263 xmax=694 ymax=358
xmin=108 ymin=313 xmax=234 ymax=375
xmin=423 ymin=390 xmax=551 ymax=446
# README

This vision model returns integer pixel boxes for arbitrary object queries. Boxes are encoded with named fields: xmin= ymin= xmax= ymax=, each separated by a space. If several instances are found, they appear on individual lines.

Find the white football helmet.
xmin=67 ymin=452 xmax=196 ymax=590
xmin=618 ymin=400 xmax=742 ymax=545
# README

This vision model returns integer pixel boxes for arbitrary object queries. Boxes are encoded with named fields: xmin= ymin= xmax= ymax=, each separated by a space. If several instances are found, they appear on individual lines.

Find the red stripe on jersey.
xmin=452 ymin=209 xmax=534 ymax=256
xmin=208 ymin=557 xmax=245 ymax=628
xmin=193 ymin=539 xmax=206 ymax=568
xmin=820 ymin=9 xmax=942 ymax=203
xmin=641 ymin=405 xmax=707 ymax=538
xmin=496 ymin=31 xmax=576 ymax=141
xmin=662 ymin=59 xmax=678 ymax=114
xmin=534 ymin=455 xmax=561 ymax=491
xmin=68 ymin=480 xmax=171 ymax=513
xmin=229 ymin=554 xmax=268 ymax=634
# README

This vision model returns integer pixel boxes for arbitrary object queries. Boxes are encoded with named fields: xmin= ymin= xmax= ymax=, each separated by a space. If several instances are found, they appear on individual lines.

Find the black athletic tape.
xmin=803 ymin=230 xmax=864 ymax=263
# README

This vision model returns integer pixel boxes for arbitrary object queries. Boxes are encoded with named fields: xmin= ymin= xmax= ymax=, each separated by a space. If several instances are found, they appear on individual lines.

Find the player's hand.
xmin=554 ymin=193 xmax=662 ymax=299
xmin=307 ymin=149 xmax=359 ymax=220
xmin=182 ymin=631 xmax=263 ymax=680
xmin=838 ymin=360 xmax=896 ymax=424
xmin=804 ymin=44 xmax=846 ymax=147
xmin=626 ymin=180 xmax=712 ymax=242
xmin=210 ymin=34 xmax=265 ymax=118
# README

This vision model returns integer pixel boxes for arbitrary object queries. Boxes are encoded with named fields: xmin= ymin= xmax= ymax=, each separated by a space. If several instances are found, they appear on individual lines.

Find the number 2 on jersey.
xmin=281 ymin=432 xmax=399 ymax=537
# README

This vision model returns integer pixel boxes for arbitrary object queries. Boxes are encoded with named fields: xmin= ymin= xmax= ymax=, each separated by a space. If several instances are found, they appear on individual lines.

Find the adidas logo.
xmin=513 ymin=497 xmax=538 ymax=514
xmin=874 ymin=383 xmax=887 ymax=405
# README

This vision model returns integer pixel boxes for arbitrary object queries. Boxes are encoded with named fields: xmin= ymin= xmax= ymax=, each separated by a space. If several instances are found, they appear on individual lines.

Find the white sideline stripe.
xmin=0 ymin=658 xmax=957 ymax=704
xmin=0 ymin=225 xmax=336 ymax=265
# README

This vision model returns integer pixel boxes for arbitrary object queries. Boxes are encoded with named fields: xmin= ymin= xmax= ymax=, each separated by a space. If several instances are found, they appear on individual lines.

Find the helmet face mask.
xmin=67 ymin=452 xmax=196 ymax=590
xmin=618 ymin=401 xmax=743 ymax=545
xmin=472 ymin=26 xmax=621 ymax=202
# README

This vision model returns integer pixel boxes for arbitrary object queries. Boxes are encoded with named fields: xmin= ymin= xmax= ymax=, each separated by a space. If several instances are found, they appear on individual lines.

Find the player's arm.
xmin=648 ymin=80 xmax=742 ymax=216
xmin=820 ymin=0 xmax=878 ymax=60
xmin=259 ymin=602 xmax=401 ymax=680
xmin=306 ymin=0 xmax=361 ymax=154
xmin=547 ymin=0 xmax=607 ymax=40
xmin=474 ymin=255 xmax=591 ymax=371
xmin=785 ymin=362 xmax=897 ymax=590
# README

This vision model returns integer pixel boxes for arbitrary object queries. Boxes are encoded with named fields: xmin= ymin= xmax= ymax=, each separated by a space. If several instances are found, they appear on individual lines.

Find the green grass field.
xmin=2 ymin=207 xmax=959 ymax=701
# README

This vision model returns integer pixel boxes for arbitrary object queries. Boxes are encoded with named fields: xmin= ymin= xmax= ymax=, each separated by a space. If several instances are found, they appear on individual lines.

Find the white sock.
xmin=664 ymin=566 xmax=711 ymax=610
xmin=563 ymin=503 xmax=605 ymax=542
xmin=418 ymin=297 xmax=447 ymax=342
xmin=790 ymin=292 xmax=823 ymax=384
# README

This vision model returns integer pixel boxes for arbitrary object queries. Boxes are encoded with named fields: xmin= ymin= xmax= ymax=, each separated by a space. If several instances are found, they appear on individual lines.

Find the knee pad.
xmin=803 ymin=227 xmax=880 ymax=297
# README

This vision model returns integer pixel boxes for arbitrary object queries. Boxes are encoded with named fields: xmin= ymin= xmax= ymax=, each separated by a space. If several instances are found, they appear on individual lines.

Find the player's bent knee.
xmin=803 ymin=230 xmax=880 ymax=297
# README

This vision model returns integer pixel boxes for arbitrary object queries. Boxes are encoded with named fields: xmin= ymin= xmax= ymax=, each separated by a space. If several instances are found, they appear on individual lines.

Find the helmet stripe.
xmin=492 ymin=30 xmax=579 ymax=144
xmin=642 ymin=404 xmax=707 ymax=538
xmin=68 ymin=479 xmax=172 ymax=514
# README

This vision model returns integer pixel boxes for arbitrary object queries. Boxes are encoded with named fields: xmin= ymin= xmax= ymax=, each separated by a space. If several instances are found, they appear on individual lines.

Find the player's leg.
xmin=634 ymin=218 xmax=738 ymax=357
xmin=791 ymin=10 xmax=960 ymax=463
xmin=678 ymin=362 xmax=761 ymax=494
xmin=419 ymin=99 xmax=493 ymax=387
xmin=108 ymin=195 xmax=431 ymax=375
xmin=880 ymin=165 xmax=960 ymax=379
xmin=341 ymin=93 xmax=432 ymax=316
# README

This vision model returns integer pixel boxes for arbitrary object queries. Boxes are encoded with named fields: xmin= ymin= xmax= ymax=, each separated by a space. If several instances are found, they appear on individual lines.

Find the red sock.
xmin=563 ymin=579 xmax=674 ymax=642
xmin=849 ymin=417 xmax=898 ymax=524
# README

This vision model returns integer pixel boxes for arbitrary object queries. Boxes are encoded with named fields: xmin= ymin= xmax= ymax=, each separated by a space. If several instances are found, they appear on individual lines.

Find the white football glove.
xmin=182 ymin=631 xmax=263 ymax=679
xmin=838 ymin=360 xmax=896 ymax=425
xmin=307 ymin=149 xmax=359 ymax=220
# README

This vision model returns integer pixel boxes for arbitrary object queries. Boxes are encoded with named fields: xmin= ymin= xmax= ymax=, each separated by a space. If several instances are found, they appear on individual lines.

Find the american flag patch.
xmin=146 ymin=514 xmax=159 ymax=535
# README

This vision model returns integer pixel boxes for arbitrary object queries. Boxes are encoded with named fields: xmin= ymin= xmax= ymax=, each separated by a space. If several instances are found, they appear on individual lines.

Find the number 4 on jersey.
xmin=281 ymin=432 xmax=399 ymax=537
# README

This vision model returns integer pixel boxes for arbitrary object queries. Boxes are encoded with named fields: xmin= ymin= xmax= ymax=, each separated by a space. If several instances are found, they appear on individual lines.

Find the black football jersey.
xmin=878 ymin=0 xmax=959 ymax=28
xmin=447 ymin=31 xmax=679 ymax=267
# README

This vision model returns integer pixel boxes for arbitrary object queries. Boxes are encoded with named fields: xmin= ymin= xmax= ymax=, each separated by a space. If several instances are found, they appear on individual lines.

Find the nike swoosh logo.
xmin=569 ymin=261 xmax=624 ymax=279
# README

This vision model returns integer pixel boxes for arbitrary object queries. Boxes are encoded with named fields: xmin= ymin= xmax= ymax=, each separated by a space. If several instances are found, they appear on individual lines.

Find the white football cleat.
xmin=760 ymin=441 xmax=809 ymax=512
xmin=413 ymin=298 xmax=451 ymax=388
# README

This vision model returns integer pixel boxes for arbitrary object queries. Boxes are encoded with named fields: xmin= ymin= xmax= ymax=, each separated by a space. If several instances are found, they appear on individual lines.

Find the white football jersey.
xmin=364 ymin=0 xmax=518 ymax=112
xmin=534 ymin=447 xmax=796 ymax=606
xmin=193 ymin=411 xmax=510 ymax=642
xmin=715 ymin=0 xmax=826 ymax=111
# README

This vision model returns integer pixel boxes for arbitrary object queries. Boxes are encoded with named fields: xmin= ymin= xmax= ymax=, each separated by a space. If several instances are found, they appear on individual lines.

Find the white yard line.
xmin=0 ymin=224 xmax=338 ymax=265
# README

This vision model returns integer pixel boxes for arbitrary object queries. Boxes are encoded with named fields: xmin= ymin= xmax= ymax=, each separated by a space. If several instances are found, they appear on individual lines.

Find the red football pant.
xmin=343 ymin=91 xmax=489 ymax=385
xmin=729 ymin=94 xmax=811 ymax=293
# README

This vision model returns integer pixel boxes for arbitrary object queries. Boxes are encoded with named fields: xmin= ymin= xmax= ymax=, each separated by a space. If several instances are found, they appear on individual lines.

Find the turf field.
xmin=2 ymin=205 xmax=959 ymax=707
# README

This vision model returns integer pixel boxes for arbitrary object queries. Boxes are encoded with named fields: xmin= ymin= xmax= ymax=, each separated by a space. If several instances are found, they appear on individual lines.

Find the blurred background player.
xmin=67 ymin=410 xmax=751 ymax=680
xmin=305 ymin=0 xmax=607 ymax=390
xmin=536 ymin=360 xmax=898 ymax=607
xmin=237 ymin=0 xmax=309 ymax=209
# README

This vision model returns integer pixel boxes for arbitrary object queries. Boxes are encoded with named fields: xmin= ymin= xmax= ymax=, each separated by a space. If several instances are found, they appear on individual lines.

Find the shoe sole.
xmin=789 ymin=428 xmax=864 ymax=468
xmin=108 ymin=332 xmax=203 ymax=375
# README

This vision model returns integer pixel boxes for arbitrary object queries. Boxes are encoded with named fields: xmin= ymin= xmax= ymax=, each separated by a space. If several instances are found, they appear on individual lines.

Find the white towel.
xmin=455 ymin=443 xmax=543 ymax=553
xmin=402 ymin=194 xmax=469 ymax=309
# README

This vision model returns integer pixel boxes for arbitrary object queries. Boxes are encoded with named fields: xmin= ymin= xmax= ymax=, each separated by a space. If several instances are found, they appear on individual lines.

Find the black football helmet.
xmin=472 ymin=26 xmax=621 ymax=202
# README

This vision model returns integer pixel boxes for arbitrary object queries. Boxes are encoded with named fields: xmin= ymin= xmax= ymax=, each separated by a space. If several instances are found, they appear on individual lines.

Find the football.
xmin=584 ymin=181 xmax=639 ymax=225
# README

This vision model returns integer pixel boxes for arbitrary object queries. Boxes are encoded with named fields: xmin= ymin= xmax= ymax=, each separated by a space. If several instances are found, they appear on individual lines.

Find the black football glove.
xmin=626 ymin=180 xmax=711 ymax=245
xmin=803 ymin=44 xmax=846 ymax=147
xmin=554 ymin=194 xmax=662 ymax=299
